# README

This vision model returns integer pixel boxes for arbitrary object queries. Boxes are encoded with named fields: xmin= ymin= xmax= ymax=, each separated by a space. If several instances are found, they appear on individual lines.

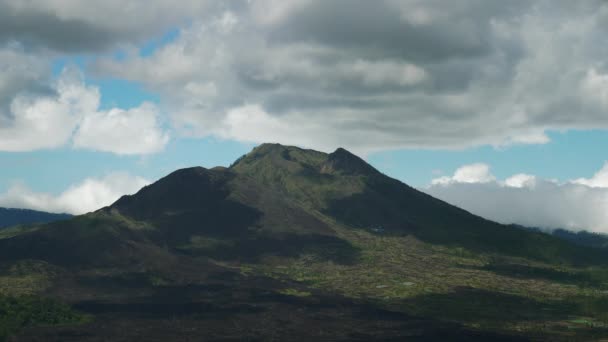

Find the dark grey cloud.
xmin=267 ymin=0 xmax=526 ymax=63
xmin=0 ymin=5 xmax=116 ymax=51
xmin=0 ymin=1 xmax=214 ymax=52
xmin=0 ymin=45 xmax=52 ymax=119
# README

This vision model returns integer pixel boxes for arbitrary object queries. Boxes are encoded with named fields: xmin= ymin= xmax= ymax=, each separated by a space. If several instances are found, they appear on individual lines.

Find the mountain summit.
xmin=1 ymin=143 xmax=608 ymax=340
xmin=230 ymin=143 xmax=378 ymax=176
xmin=322 ymin=147 xmax=380 ymax=175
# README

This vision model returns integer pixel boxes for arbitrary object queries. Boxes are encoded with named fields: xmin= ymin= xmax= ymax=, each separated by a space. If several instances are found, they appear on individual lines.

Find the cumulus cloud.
xmin=0 ymin=45 xmax=168 ymax=155
xmin=504 ymin=174 xmax=537 ymax=188
xmin=73 ymin=102 xmax=169 ymax=155
xmin=431 ymin=163 xmax=496 ymax=185
xmin=572 ymin=162 xmax=608 ymax=188
xmin=0 ymin=67 xmax=93 ymax=151
xmin=0 ymin=173 xmax=150 ymax=215
xmin=427 ymin=163 xmax=608 ymax=233
xmin=93 ymin=0 xmax=608 ymax=153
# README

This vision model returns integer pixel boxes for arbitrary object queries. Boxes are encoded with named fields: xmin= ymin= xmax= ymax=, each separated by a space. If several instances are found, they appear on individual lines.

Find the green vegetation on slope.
xmin=239 ymin=225 xmax=608 ymax=339
xmin=0 ymin=295 xmax=89 ymax=341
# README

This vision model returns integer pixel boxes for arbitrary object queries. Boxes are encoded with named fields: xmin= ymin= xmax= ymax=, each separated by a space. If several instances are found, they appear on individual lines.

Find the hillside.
xmin=0 ymin=208 xmax=71 ymax=229
xmin=1 ymin=144 xmax=608 ymax=341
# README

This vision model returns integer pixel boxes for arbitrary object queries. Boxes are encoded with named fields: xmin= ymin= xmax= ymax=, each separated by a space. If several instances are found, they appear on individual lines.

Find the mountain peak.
xmin=321 ymin=147 xmax=379 ymax=176
xmin=230 ymin=143 xmax=288 ymax=166
xmin=230 ymin=143 xmax=326 ymax=170
xmin=230 ymin=143 xmax=380 ymax=178
xmin=251 ymin=143 xmax=287 ymax=154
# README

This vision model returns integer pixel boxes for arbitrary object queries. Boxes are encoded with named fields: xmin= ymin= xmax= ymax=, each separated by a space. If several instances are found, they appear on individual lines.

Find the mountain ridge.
xmin=0 ymin=207 xmax=71 ymax=229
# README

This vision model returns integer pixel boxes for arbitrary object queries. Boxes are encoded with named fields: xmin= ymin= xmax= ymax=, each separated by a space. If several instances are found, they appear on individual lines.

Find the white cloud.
xmin=427 ymin=163 xmax=608 ymax=233
xmin=572 ymin=162 xmax=608 ymax=188
xmin=73 ymin=102 xmax=169 ymax=155
xmin=218 ymin=104 xmax=327 ymax=149
xmin=0 ymin=68 xmax=95 ymax=151
xmin=505 ymin=174 xmax=537 ymax=188
xmin=431 ymin=163 xmax=496 ymax=185
xmin=0 ymin=173 xmax=150 ymax=215
xmin=215 ymin=104 xmax=418 ymax=154
xmin=0 ymin=46 xmax=168 ymax=155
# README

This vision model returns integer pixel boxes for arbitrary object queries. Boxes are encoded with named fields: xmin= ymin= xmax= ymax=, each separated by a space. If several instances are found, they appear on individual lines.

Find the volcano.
xmin=1 ymin=144 xmax=607 ymax=341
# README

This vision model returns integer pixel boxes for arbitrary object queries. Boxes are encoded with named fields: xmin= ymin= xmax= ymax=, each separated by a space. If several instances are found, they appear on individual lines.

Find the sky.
xmin=1 ymin=0 xmax=608 ymax=232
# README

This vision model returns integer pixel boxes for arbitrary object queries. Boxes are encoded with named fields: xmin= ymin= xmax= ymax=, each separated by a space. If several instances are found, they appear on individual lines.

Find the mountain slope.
xmin=230 ymin=144 xmax=604 ymax=264
xmin=0 ymin=208 xmax=71 ymax=229
xmin=2 ymin=143 xmax=608 ymax=340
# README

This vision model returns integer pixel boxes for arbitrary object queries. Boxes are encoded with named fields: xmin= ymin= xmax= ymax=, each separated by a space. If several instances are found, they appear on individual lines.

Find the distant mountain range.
xmin=551 ymin=228 xmax=608 ymax=248
xmin=0 ymin=207 xmax=71 ymax=229
xmin=512 ymin=224 xmax=608 ymax=249
xmin=1 ymin=143 xmax=608 ymax=340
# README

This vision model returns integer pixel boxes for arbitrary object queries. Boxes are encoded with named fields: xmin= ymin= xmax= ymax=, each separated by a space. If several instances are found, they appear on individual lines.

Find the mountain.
xmin=514 ymin=224 xmax=608 ymax=249
xmin=1 ymin=143 xmax=608 ymax=341
xmin=551 ymin=228 xmax=608 ymax=248
xmin=0 ymin=207 xmax=71 ymax=229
